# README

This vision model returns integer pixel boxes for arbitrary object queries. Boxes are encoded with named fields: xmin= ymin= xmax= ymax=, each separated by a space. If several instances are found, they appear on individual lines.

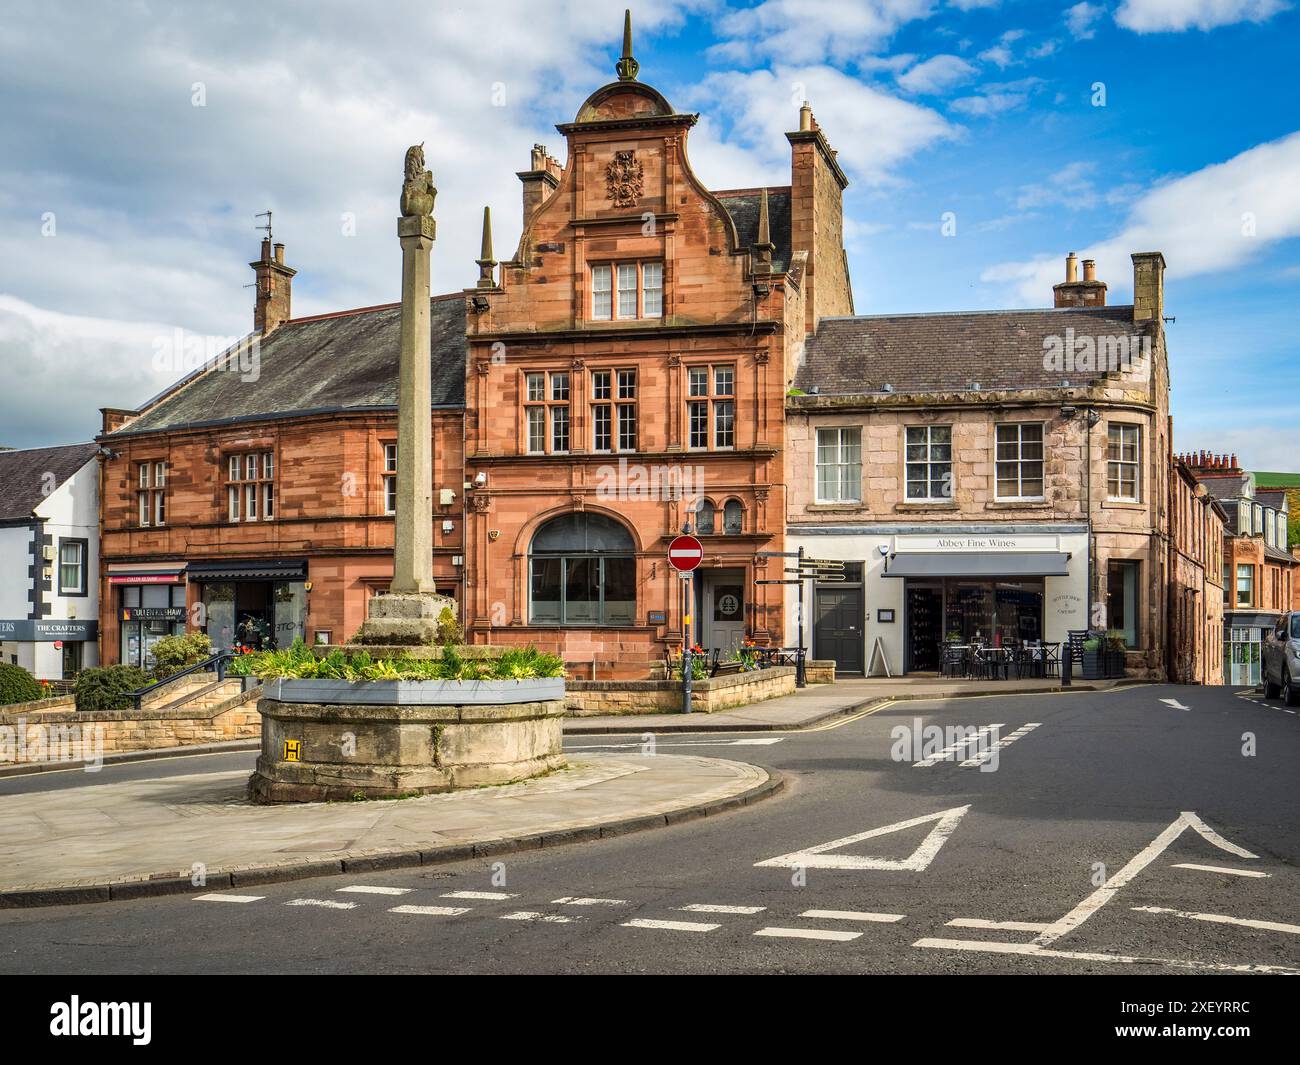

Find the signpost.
xmin=668 ymin=534 xmax=703 ymax=713
xmin=756 ymin=546 xmax=844 ymax=686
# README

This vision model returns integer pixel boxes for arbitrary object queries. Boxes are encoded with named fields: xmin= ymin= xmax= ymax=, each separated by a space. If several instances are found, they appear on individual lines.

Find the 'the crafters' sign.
xmin=0 ymin=619 xmax=99 ymax=642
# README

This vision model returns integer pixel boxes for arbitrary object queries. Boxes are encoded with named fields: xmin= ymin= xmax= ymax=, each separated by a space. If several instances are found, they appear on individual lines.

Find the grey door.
xmin=814 ymin=586 xmax=864 ymax=673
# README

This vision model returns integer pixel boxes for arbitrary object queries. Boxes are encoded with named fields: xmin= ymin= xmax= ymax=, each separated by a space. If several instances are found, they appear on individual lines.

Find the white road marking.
xmin=551 ymin=896 xmax=628 ymax=906
xmin=286 ymin=898 xmax=357 ymax=909
xmin=1033 ymin=811 xmax=1258 ymax=947
xmin=677 ymin=904 xmax=766 ymax=914
xmin=799 ymin=909 xmax=904 ymax=923
xmin=913 ymin=937 xmax=1300 ymax=975
xmin=1160 ymin=698 xmax=1191 ymax=711
xmin=960 ymin=723 xmax=1041 ymax=767
xmin=729 ymin=738 xmax=784 ymax=746
xmin=1132 ymin=906 xmax=1300 ymax=936
xmin=755 ymin=926 xmax=862 ymax=942
xmin=193 ymin=893 xmax=264 ymax=904
xmin=389 ymin=905 xmax=471 ymax=916
xmin=500 ymin=911 xmax=580 ymax=923
xmin=756 ymin=805 xmax=970 ymax=872
xmin=441 ymin=890 xmax=517 ymax=900
xmin=913 ymin=724 xmax=1003 ymax=767
xmin=622 ymin=918 xmax=720 ymax=932
xmin=337 ymin=885 xmax=412 ymax=895
xmin=566 ymin=738 xmax=784 ymax=749
xmin=946 ymin=918 xmax=1050 ymax=932
xmin=1171 ymin=862 xmax=1271 ymax=878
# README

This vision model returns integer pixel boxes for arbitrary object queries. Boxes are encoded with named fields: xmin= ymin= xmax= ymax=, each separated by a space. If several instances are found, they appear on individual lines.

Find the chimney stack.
xmin=1054 ymin=251 xmax=1106 ymax=307
xmin=517 ymin=143 xmax=561 ymax=229
xmin=1131 ymin=251 xmax=1166 ymax=324
xmin=787 ymin=99 xmax=852 ymax=334
xmin=251 ymin=238 xmax=296 ymax=334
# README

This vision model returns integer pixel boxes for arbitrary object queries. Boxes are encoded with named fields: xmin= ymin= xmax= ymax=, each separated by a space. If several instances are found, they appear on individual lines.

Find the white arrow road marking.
xmin=500 ymin=911 xmax=580 ymax=923
xmin=1171 ymin=862 xmax=1270 ymax=878
xmin=1160 ymin=698 xmax=1191 ymax=711
xmin=622 ymin=918 xmax=719 ymax=932
xmin=1132 ymin=906 xmax=1300 ymax=936
xmin=912 ymin=937 xmax=1300 ymax=975
xmin=799 ymin=910 xmax=904 ymax=923
xmin=1033 ymin=811 xmax=1258 ymax=947
xmin=389 ymin=905 xmax=471 ymax=916
xmin=551 ymin=897 xmax=628 ymax=906
xmin=960 ymin=723 xmax=1041 ymax=767
xmin=337 ymin=885 xmax=412 ymax=895
xmin=755 ymin=805 xmax=970 ymax=872
xmin=755 ymin=927 xmax=862 ymax=942
xmin=193 ymin=893 xmax=264 ymax=904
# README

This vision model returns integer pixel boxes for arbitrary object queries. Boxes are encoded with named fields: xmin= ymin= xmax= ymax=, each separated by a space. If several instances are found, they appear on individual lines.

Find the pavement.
xmin=1 ymin=682 xmax=1295 ymax=975
xmin=0 ymin=753 xmax=777 ymax=906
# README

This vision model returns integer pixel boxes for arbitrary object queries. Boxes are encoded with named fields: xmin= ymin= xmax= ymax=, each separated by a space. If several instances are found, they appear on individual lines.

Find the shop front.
xmin=1224 ymin=612 xmax=1276 ymax=686
xmin=787 ymin=526 xmax=1089 ymax=677
xmin=186 ymin=559 xmax=307 ymax=652
xmin=107 ymin=562 xmax=188 ymax=670
xmin=0 ymin=619 xmax=100 ymax=679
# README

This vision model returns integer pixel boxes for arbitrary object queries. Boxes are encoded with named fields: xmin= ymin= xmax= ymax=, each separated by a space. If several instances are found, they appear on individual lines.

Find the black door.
xmin=906 ymin=585 xmax=943 ymax=672
xmin=814 ymin=586 xmax=864 ymax=673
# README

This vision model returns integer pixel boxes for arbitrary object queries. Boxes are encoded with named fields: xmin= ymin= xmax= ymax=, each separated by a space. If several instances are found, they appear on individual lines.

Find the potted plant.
xmin=1103 ymin=630 xmax=1128 ymax=678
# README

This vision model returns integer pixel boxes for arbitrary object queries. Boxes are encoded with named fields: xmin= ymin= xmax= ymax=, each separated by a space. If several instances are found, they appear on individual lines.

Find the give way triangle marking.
xmin=755 ymin=805 xmax=971 ymax=872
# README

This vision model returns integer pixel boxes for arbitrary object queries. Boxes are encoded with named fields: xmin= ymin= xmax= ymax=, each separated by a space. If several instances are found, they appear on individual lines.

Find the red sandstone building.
xmin=95 ymin=27 xmax=851 ymax=676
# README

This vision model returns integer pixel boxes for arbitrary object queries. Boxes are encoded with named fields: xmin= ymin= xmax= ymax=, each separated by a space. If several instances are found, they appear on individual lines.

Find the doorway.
xmin=699 ymin=569 xmax=746 ymax=653
xmin=814 ymin=584 xmax=864 ymax=673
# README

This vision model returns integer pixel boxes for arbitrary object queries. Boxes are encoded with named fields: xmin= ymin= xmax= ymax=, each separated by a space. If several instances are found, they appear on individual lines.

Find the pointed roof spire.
xmin=616 ymin=9 xmax=639 ymax=82
xmin=475 ymin=206 xmax=497 ymax=289
xmin=753 ymin=187 xmax=775 ymax=272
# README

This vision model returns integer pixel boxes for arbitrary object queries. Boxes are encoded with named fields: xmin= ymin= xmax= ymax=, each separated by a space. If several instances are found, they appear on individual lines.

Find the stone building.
xmin=1168 ymin=458 xmax=1227 ymax=685
xmin=93 ymin=19 xmax=851 ymax=677
xmin=785 ymin=254 xmax=1174 ymax=678
xmin=1178 ymin=453 xmax=1296 ymax=685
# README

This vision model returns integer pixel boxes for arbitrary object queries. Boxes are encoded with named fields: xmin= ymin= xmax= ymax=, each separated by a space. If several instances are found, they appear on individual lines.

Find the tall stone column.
xmin=392 ymin=204 xmax=436 ymax=595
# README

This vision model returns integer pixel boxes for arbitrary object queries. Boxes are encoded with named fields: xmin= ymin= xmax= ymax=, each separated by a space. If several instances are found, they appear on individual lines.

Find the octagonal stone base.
xmin=249 ymin=695 xmax=566 ymax=803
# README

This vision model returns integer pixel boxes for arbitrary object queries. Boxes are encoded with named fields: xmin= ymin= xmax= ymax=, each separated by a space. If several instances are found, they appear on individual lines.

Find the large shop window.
xmin=529 ymin=513 xmax=635 ymax=626
xmin=1107 ymin=560 xmax=1140 ymax=646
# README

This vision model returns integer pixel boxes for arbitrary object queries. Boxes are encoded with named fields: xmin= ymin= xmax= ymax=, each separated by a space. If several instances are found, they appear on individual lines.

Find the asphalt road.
xmin=2 ymin=682 xmax=1297 ymax=975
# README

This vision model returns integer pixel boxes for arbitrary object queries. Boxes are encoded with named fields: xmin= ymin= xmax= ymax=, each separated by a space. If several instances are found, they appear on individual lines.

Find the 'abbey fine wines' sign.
xmin=896 ymin=534 xmax=1061 ymax=553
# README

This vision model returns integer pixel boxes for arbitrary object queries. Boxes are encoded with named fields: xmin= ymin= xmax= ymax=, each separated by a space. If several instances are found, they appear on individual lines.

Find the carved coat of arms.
xmin=605 ymin=150 xmax=643 ymax=209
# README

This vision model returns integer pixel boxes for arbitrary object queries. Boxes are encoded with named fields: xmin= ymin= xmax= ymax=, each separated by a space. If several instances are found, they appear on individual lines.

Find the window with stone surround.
xmin=816 ymin=426 xmax=862 ymax=503
xmin=590 ymin=369 xmax=637 ymax=452
xmin=905 ymin=425 xmax=952 ymax=501
xmin=589 ymin=262 xmax=663 ymax=321
xmin=137 ymin=461 xmax=167 ymax=527
xmin=383 ymin=443 xmax=397 ymax=516
xmin=226 ymin=450 xmax=275 ymax=523
xmin=686 ymin=364 xmax=735 ymax=450
xmin=1236 ymin=563 xmax=1254 ymax=607
xmin=523 ymin=371 xmax=573 ymax=455
xmin=995 ymin=423 xmax=1045 ymax=500
xmin=1107 ymin=423 xmax=1141 ymax=501
xmin=528 ymin=512 xmax=635 ymax=626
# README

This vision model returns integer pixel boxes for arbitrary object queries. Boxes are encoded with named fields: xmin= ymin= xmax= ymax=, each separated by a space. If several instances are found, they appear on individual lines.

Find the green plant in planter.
xmin=435 ymin=605 xmax=461 ymax=647
xmin=74 ymin=665 xmax=150 ymax=711
xmin=1082 ymin=637 xmax=1102 ymax=654
xmin=240 ymin=641 xmax=565 ymax=681
xmin=151 ymin=631 xmax=212 ymax=678
xmin=1104 ymin=630 xmax=1128 ymax=651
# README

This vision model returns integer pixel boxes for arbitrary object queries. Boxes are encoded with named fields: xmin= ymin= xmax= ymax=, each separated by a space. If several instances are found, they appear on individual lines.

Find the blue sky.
xmin=1 ymin=0 xmax=1297 ymax=467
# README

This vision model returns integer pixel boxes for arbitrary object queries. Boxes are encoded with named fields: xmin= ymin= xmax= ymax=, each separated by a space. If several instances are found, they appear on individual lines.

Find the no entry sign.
xmin=668 ymin=534 xmax=703 ymax=572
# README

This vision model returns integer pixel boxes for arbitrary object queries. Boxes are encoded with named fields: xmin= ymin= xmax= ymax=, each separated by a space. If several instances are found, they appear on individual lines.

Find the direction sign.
xmin=667 ymin=534 xmax=704 ymax=572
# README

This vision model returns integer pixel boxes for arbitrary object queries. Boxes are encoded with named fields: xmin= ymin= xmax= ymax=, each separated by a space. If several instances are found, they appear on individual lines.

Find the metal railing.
xmin=127 ymin=650 xmax=242 ymax=712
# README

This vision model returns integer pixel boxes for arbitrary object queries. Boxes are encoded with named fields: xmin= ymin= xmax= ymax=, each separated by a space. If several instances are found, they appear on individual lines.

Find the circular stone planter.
xmin=248 ymin=677 xmax=566 ymax=803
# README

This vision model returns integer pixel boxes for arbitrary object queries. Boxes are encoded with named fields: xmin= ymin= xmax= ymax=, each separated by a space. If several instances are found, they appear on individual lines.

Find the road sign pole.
xmin=682 ymin=573 xmax=693 ymax=714
xmin=796 ymin=545 xmax=806 ymax=687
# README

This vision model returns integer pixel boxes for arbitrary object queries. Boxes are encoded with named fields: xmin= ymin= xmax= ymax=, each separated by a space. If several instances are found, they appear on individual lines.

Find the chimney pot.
xmin=1082 ymin=258 xmax=1096 ymax=281
xmin=273 ymin=242 xmax=285 ymax=264
xmin=1065 ymin=252 xmax=1079 ymax=283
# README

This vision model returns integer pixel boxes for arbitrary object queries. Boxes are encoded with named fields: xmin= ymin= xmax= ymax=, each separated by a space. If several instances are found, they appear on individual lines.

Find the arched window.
xmin=723 ymin=499 xmax=743 ymax=535
xmin=529 ymin=512 xmax=636 ymax=626
xmin=694 ymin=498 xmax=715 ymax=535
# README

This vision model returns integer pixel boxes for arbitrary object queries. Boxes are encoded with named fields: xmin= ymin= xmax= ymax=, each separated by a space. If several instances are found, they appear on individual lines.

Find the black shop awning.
xmin=882 ymin=551 xmax=1071 ymax=579
xmin=185 ymin=559 xmax=308 ymax=582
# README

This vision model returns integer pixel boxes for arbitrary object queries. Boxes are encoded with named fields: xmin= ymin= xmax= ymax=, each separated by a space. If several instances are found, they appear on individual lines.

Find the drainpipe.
xmin=1084 ymin=408 xmax=1100 ymax=631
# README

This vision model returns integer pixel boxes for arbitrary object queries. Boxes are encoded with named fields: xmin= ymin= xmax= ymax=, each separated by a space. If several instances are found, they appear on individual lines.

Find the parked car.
xmin=1261 ymin=612 xmax=1300 ymax=706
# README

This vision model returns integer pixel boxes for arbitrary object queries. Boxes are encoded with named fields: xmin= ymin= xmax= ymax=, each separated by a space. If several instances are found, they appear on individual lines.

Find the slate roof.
xmin=0 ymin=442 xmax=98 ymax=522
xmin=109 ymin=295 xmax=468 ymax=437
xmin=795 ymin=305 xmax=1152 ymax=395
xmin=715 ymin=188 xmax=792 ymax=272
xmin=1256 ymin=489 xmax=1288 ymax=512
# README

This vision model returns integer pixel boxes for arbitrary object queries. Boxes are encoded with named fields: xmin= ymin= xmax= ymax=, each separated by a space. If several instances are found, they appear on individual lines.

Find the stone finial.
xmin=400 ymin=143 xmax=437 ymax=220
xmin=753 ymin=187 xmax=775 ymax=271
xmin=476 ymin=206 xmax=497 ymax=288
xmin=616 ymin=9 xmax=639 ymax=81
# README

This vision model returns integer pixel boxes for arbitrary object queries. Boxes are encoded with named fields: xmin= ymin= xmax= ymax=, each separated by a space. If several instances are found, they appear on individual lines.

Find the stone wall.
xmin=0 ymin=683 xmax=261 ymax=765
xmin=566 ymin=666 xmax=796 ymax=715
xmin=805 ymin=659 xmax=836 ymax=684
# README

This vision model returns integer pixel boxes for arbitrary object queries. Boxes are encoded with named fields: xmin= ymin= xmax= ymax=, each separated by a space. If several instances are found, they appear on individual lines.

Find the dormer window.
xmin=590 ymin=262 xmax=663 ymax=321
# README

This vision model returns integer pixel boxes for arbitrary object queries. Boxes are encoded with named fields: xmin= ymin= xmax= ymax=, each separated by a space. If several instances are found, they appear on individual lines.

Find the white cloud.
xmin=1115 ymin=0 xmax=1290 ymax=32
xmin=1066 ymin=2 xmax=1105 ymax=38
xmin=711 ymin=0 xmax=938 ymax=64
xmin=981 ymin=129 xmax=1300 ymax=304
xmin=950 ymin=77 xmax=1044 ymax=116
xmin=690 ymin=66 xmax=958 ymax=187
xmin=1015 ymin=161 xmax=1100 ymax=210
xmin=897 ymin=54 xmax=978 ymax=94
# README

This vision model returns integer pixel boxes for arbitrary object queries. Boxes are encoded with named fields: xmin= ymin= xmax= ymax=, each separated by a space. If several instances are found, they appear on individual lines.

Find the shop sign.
xmin=0 ymin=619 xmax=99 ymax=641
xmin=896 ymin=534 xmax=1062 ymax=553
xmin=121 ymin=607 xmax=187 ymax=621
